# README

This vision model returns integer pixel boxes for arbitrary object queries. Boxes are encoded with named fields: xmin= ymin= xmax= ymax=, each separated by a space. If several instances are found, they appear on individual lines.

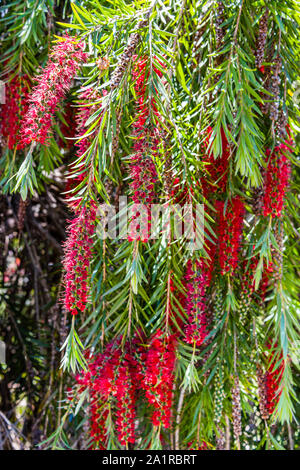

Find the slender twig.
xmin=174 ymin=386 xmax=185 ymax=450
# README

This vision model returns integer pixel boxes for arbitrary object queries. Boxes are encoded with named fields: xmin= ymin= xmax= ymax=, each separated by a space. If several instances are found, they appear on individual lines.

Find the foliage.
xmin=0 ymin=0 xmax=299 ymax=450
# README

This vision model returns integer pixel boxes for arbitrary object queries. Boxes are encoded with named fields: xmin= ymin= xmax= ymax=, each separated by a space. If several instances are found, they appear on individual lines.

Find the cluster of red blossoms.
xmin=142 ymin=330 xmax=177 ymax=428
xmin=201 ymin=126 xmax=230 ymax=198
xmin=62 ymin=202 xmax=97 ymax=315
xmin=183 ymin=260 xmax=209 ymax=347
xmin=128 ymin=57 xmax=162 ymax=242
xmin=0 ymin=74 xmax=30 ymax=150
xmin=114 ymin=361 xmax=137 ymax=446
xmin=240 ymin=254 xmax=259 ymax=295
xmin=76 ymin=339 xmax=137 ymax=448
xmin=264 ymin=344 xmax=285 ymax=415
xmin=20 ymin=36 xmax=87 ymax=146
xmin=200 ymin=126 xmax=232 ymax=279
xmin=76 ymin=332 xmax=176 ymax=448
xmin=216 ymin=196 xmax=244 ymax=275
xmin=262 ymin=141 xmax=292 ymax=218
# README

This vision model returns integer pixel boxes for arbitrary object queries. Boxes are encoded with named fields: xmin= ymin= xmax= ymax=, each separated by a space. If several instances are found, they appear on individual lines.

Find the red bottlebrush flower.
xmin=76 ymin=339 xmax=137 ymax=449
xmin=183 ymin=259 xmax=209 ymax=347
xmin=127 ymin=151 xmax=158 ymax=243
xmin=76 ymin=332 xmax=177 ymax=447
xmin=129 ymin=330 xmax=148 ymax=384
xmin=76 ymin=349 xmax=112 ymax=449
xmin=262 ymin=141 xmax=292 ymax=218
xmin=142 ymin=330 xmax=176 ymax=429
xmin=264 ymin=345 xmax=284 ymax=415
xmin=93 ymin=351 xmax=132 ymax=449
xmin=129 ymin=152 xmax=158 ymax=207
xmin=199 ymin=125 xmax=231 ymax=282
xmin=20 ymin=36 xmax=88 ymax=146
xmin=169 ymin=179 xmax=216 ymax=334
xmin=127 ymin=57 xmax=163 ymax=243
xmin=62 ymin=201 xmax=96 ymax=315
xmin=170 ymin=177 xmax=218 ymax=287
xmin=132 ymin=56 xmax=163 ymax=131
xmin=216 ymin=196 xmax=244 ymax=275
xmin=90 ymin=404 xmax=109 ymax=450
xmin=239 ymin=254 xmax=259 ymax=302
xmin=115 ymin=359 xmax=136 ymax=446
xmin=201 ymin=126 xmax=229 ymax=198
xmin=0 ymin=75 xmax=30 ymax=150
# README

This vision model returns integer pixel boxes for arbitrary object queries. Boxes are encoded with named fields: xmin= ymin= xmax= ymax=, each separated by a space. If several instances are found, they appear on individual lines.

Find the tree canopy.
xmin=0 ymin=0 xmax=299 ymax=451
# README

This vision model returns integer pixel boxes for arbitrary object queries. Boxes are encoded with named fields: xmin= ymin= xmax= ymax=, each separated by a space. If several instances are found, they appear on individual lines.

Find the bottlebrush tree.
xmin=0 ymin=0 xmax=299 ymax=451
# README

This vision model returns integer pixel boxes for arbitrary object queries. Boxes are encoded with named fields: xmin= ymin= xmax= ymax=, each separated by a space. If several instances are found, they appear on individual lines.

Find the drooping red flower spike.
xmin=262 ymin=141 xmax=292 ymax=218
xmin=76 ymin=339 xmax=137 ymax=448
xmin=62 ymin=201 xmax=97 ymax=315
xmin=198 ymin=126 xmax=231 ymax=283
xmin=216 ymin=196 xmax=244 ymax=275
xmin=76 ymin=345 xmax=117 ymax=449
xmin=201 ymin=126 xmax=230 ymax=198
xmin=115 ymin=357 xmax=136 ymax=446
xmin=183 ymin=259 xmax=209 ymax=347
xmin=0 ymin=74 xmax=30 ymax=150
xmin=264 ymin=344 xmax=285 ymax=416
xmin=142 ymin=330 xmax=177 ymax=429
xmin=127 ymin=57 xmax=163 ymax=243
xmin=20 ymin=36 xmax=87 ymax=146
